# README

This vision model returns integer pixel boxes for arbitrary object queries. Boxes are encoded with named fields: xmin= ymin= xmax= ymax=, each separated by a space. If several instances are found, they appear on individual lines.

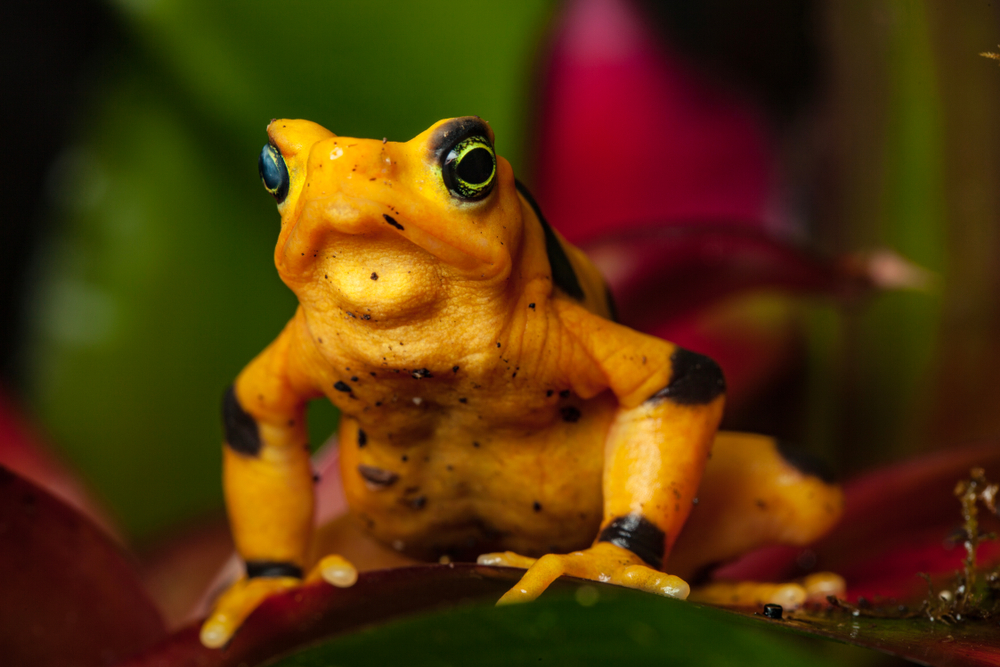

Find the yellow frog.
xmin=200 ymin=117 xmax=843 ymax=648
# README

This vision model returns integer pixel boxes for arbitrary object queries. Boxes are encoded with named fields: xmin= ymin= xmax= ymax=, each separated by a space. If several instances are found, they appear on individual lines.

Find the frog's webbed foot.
xmin=200 ymin=555 xmax=358 ymax=648
xmin=478 ymin=543 xmax=690 ymax=605
xmin=688 ymin=572 xmax=845 ymax=608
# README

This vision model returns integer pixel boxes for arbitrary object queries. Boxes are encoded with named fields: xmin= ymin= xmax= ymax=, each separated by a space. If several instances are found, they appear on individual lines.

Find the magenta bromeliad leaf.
xmin=583 ymin=225 xmax=903 ymax=332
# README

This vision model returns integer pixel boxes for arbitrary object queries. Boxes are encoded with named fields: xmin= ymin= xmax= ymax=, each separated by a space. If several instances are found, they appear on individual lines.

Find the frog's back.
xmin=514 ymin=181 xmax=616 ymax=323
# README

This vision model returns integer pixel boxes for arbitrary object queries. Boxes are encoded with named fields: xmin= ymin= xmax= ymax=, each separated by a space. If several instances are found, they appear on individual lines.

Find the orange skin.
xmin=200 ymin=118 xmax=842 ymax=648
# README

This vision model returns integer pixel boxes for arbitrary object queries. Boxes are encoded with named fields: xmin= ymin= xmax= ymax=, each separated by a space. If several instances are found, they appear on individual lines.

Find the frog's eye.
xmin=441 ymin=135 xmax=496 ymax=201
xmin=258 ymin=144 xmax=289 ymax=203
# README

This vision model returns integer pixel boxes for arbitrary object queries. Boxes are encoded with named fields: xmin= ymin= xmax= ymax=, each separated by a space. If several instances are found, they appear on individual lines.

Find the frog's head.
xmin=259 ymin=117 xmax=525 ymax=314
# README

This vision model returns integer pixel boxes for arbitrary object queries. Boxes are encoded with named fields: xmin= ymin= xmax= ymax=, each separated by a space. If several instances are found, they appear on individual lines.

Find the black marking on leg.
xmin=515 ymin=179 xmax=584 ymax=301
xmin=222 ymin=385 xmax=261 ymax=457
xmin=358 ymin=465 xmax=398 ymax=488
xmin=357 ymin=429 xmax=367 ymax=447
xmin=775 ymin=440 xmax=836 ymax=484
xmin=560 ymin=406 xmax=581 ymax=423
xmin=597 ymin=514 xmax=666 ymax=569
xmin=246 ymin=560 xmax=303 ymax=579
xmin=334 ymin=381 xmax=352 ymax=393
xmin=383 ymin=214 xmax=404 ymax=230
xmin=649 ymin=348 xmax=726 ymax=405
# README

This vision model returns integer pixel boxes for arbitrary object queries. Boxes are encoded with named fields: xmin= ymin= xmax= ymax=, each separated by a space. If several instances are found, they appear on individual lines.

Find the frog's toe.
xmin=200 ymin=575 xmax=301 ymax=648
xmin=308 ymin=554 xmax=358 ymax=588
xmin=687 ymin=572 xmax=845 ymax=609
xmin=620 ymin=564 xmax=690 ymax=599
xmin=802 ymin=572 xmax=846 ymax=601
xmin=688 ymin=581 xmax=808 ymax=608
xmin=476 ymin=550 xmax=539 ymax=569
xmin=496 ymin=553 xmax=568 ymax=605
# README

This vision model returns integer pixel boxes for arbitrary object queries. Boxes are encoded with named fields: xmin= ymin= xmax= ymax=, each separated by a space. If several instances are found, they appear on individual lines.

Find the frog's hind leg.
xmin=668 ymin=432 xmax=845 ymax=607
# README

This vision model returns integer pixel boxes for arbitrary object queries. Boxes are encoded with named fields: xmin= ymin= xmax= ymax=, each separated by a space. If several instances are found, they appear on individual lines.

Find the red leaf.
xmin=0 ymin=466 xmax=166 ymax=666
xmin=120 ymin=565 xmax=533 ymax=667
xmin=586 ymin=225 xmax=874 ymax=331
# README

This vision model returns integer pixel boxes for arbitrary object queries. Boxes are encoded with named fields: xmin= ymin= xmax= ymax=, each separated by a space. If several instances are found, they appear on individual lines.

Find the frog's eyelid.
xmin=428 ymin=117 xmax=494 ymax=160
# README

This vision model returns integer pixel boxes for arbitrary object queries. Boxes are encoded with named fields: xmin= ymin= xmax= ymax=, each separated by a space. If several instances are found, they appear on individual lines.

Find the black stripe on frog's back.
xmin=604 ymin=282 xmax=619 ymax=322
xmin=515 ymin=179 xmax=585 ymax=301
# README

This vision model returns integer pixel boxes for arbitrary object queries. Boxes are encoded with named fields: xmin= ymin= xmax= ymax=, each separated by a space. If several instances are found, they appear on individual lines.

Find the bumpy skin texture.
xmin=201 ymin=118 xmax=842 ymax=648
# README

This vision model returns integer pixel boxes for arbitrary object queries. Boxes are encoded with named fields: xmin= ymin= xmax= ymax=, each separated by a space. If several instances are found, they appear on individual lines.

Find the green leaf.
xmin=264 ymin=586 xmax=880 ymax=667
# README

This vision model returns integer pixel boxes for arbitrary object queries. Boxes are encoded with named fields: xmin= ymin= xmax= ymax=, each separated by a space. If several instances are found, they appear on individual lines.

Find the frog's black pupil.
xmin=457 ymin=147 xmax=494 ymax=185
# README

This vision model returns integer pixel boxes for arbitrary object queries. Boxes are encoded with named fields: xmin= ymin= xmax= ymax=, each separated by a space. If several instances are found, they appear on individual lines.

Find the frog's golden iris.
xmin=441 ymin=134 xmax=496 ymax=201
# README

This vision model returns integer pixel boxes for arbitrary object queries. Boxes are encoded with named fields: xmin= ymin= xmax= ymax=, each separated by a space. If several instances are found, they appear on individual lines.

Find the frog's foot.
xmin=478 ymin=542 xmax=690 ymax=605
xmin=688 ymin=572 xmax=845 ymax=608
xmin=200 ymin=575 xmax=301 ymax=648
xmin=200 ymin=555 xmax=358 ymax=649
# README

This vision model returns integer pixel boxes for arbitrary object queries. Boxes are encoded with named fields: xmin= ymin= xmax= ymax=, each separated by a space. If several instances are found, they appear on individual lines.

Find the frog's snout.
xmin=298 ymin=138 xmax=401 ymax=233
xmin=311 ymin=137 xmax=395 ymax=188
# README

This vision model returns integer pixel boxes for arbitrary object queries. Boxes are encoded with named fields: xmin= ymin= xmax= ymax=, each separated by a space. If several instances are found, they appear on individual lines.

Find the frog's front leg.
xmin=483 ymin=303 xmax=725 ymax=603
xmin=201 ymin=315 xmax=357 ymax=648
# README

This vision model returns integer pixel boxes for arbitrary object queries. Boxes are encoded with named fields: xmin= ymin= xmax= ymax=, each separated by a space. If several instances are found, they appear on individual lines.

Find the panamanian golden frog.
xmin=200 ymin=117 xmax=844 ymax=648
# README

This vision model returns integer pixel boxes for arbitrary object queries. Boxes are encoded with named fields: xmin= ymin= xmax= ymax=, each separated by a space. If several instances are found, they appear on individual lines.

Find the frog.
xmin=200 ymin=116 xmax=844 ymax=648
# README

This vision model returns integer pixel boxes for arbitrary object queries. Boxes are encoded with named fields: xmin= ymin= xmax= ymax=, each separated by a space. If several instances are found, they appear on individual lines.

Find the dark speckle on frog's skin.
xmin=411 ymin=368 xmax=433 ymax=379
xmin=358 ymin=465 xmax=398 ymax=488
xmin=334 ymin=381 xmax=352 ymax=392
xmin=560 ymin=406 xmax=581 ymax=423
xmin=559 ymin=390 xmax=570 ymax=399
xmin=533 ymin=501 xmax=542 ymax=512
xmin=383 ymin=214 xmax=404 ymax=230
xmin=370 ymin=272 xmax=379 ymax=280
xmin=357 ymin=429 xmax=367 ymax=447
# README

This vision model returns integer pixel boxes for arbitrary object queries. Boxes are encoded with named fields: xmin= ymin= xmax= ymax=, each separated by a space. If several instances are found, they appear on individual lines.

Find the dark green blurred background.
xmin=2 ymin=0 xmax=999 ymax=549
